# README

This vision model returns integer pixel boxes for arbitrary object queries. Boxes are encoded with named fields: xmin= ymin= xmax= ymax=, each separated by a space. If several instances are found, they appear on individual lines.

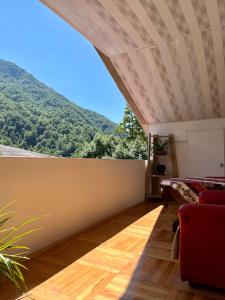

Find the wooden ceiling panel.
xmin=40 ymin=0 xmax=225 ymax=127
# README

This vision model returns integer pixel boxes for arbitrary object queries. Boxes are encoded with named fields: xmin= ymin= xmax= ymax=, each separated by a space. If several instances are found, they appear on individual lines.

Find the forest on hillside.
xmin=0 ymin=59 xmax=147 ymax=159
xmin=76 ymin=105 xmax=147 ymax=159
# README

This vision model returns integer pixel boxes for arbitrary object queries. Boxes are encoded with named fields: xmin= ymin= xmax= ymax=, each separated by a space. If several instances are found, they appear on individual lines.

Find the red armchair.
xmin=179 ymin=190 xmax=225 ymax=289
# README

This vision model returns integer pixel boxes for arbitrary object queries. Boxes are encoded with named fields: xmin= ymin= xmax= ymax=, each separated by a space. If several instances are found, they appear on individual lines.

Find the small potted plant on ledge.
xmin=153 ymin=138 xmax=169 ymax=156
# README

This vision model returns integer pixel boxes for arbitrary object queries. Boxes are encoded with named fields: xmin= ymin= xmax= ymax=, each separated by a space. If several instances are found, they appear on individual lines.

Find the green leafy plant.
xmin=152 ymin=139 xmax=169 ymax=155
xmin=0 ymin=200 xmax=41 ymax=290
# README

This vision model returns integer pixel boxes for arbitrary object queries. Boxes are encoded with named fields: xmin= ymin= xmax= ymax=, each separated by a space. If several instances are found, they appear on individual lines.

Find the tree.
xmin=77 ymin=105 xmax=148 ymax=160
xmin=114 ymin=105 xmax=147 ymax=159
xmin=75 ymin=133 xmax=115 ymax=158
xmin=116 ymin=105 xmax=146 ymax=142
xmin=112 ymin=137 xmax=147 ymax=160
xmin=24 ymin=130 xmax=37 ymax=147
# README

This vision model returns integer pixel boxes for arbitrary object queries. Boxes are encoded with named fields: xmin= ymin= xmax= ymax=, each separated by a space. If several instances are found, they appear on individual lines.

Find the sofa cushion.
xmin=187 ymin=181 xmax=207 ymax=195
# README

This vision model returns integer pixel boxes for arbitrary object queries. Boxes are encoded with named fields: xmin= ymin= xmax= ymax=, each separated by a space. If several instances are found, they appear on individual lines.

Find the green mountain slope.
xmin=0 ymin=59 xmax=116 ymax=156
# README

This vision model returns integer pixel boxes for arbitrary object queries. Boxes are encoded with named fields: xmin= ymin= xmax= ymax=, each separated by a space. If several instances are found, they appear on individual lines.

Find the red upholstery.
xmin=179 ymin=203 xmax=225 ymax=289
xmin=199 ymin=190 xmax=225 ymax=205
xmin=188 ymin=181 xmax=207 ymax=195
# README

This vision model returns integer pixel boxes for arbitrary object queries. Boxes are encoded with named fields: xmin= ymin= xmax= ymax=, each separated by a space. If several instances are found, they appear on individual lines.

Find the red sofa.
xmin=179 ymin=190 xmax=225 ymax=289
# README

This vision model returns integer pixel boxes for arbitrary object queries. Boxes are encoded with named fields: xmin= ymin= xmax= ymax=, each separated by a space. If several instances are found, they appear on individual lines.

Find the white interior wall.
xmin=149 ymin=118 xmax=225 ymax=177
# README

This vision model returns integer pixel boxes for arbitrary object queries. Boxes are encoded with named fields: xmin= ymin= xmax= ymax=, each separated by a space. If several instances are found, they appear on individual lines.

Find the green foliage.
xmin=114 ymin=137 xmax=147 ymax=159
xmin=152 ymin=138 xmax=169 ymax=155
xmin=0 ymin=60 xmax=116 ymax=157
xmin=76 ymin=106 xmax=148 ymax=159
xmin=116 ymin=105 xmax=146 ymax=142
xmin=114 ymin=105 xmax=147 ymax=159
xmin=0 ymin=60 xmax=147 ymax=159
xmin=0 ymin=201 xmax=41 ymax=290
xmin=75 ymin=133 xmax=115 ymax=158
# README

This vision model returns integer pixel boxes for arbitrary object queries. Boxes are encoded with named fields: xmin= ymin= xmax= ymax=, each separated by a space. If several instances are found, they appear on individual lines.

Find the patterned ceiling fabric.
xmin=41 ymin=0 xmax=225 ymax=126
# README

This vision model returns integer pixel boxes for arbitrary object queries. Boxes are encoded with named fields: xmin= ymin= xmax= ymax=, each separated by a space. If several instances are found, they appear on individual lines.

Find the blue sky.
xmin=0 ymin=1 xmax=125 ymax=123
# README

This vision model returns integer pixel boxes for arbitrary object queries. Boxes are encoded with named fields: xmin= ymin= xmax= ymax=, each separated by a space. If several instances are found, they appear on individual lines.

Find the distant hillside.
xmin=0 ymin=60 xmax=116 ymax=156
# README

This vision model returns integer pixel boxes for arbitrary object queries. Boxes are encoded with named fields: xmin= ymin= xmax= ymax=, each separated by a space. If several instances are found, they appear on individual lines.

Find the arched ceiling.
xmin=41 ymin=0 xmax=225 ymax=128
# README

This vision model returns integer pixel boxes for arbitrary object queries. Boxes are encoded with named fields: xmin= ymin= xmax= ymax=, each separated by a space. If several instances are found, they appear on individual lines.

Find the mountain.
xmin=0 ymin=59 xmax=116 ymax=156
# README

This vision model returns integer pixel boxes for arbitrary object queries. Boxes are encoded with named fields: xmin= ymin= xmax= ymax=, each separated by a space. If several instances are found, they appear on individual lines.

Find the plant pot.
xmin=155 ymin=150 xmax=167 ymax=156
xmin=157 ymin=164 xmax=166 ymax=175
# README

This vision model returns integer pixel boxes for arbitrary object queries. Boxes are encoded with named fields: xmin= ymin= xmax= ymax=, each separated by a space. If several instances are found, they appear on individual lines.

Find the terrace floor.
xmin=2 ymin=200 xmax=225 ymax=300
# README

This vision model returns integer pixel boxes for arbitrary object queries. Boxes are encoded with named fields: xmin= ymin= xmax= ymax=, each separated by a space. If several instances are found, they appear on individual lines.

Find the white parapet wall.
xmin=0 ymin=158 xmax=146 ymax=253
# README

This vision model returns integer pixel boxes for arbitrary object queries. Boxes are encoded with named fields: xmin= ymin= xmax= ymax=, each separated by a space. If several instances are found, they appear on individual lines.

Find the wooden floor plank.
xmin=1 ymin=200 xmax=225 ymax=300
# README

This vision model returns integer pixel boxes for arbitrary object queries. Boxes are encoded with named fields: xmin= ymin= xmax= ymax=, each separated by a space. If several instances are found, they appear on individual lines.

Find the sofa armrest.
xmin=199 ymin=190 xmax=225 ymax=205
xmin=179 ymin=203 xmax=225 ymax=288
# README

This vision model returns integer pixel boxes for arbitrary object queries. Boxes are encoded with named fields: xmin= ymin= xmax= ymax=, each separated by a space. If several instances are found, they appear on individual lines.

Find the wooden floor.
xmin=1 ymin=200 xmax=225 ymax=300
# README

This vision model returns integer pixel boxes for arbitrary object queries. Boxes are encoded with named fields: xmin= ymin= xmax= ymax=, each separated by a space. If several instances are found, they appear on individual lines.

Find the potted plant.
xmin=153 ymin=139 xmax=169 ymax=155
xmin=0 ymin=200 xmax=42 ymax=291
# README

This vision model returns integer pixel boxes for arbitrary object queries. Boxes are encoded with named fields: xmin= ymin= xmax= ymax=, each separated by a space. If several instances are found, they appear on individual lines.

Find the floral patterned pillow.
xmin=172 ymin=181 xmax=199 ymax=203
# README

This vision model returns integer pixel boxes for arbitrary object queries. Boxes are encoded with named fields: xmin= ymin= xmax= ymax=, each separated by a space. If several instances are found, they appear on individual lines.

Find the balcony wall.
xmin=0 ymin=158 xmax=146 ymax=252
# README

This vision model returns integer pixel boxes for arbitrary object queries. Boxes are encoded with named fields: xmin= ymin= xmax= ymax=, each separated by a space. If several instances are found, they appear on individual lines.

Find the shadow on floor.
xmin=0 ymin=201 xmax=162 ymax=300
